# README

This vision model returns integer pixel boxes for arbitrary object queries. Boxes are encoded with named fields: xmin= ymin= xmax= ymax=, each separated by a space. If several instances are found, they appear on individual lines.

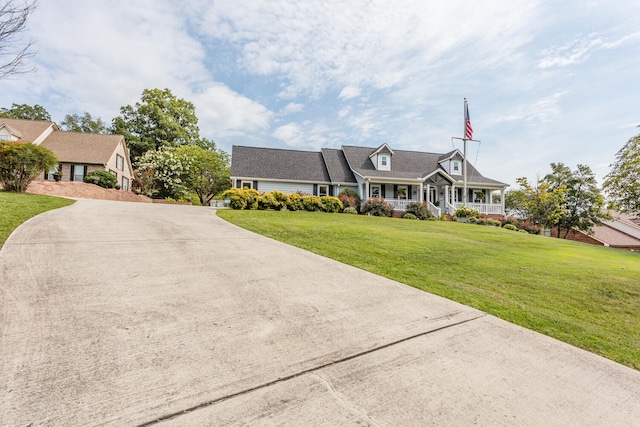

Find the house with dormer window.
xmin=0 ymin=118 xmax=134 ymax=190
xmin=231 ymin=143 xmax=508 ymax=216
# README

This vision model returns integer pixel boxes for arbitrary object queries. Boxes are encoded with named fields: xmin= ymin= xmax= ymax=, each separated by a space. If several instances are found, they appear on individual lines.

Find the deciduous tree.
xmin=0 ymin=141 xmax=57 ymax=192
xmin=603 ymin=132 xmax=640 ymax=216
xmin=60 ymin=112 xmax=107 ymax=133
xmin=545 ymin=163 xmax=609 ymax=238
xmin=0 ymin=0 xmax=38 ymax=79
xmin=111 ymin=88 xmax=200 ymax=164
xmin=0 ymin=103 xmax=50 ymax=121
xmin=511 ymin=177 xmax=566 ymax=231
xmin=176 ymin=144 xmax=231 ymax=206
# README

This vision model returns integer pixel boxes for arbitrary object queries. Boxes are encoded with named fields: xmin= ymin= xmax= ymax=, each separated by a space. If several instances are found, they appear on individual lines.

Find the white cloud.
xmin=280 ymin=103 xmax=304 ymax=115
xmin=339 ymin=86 xmax=361 ymax=100
xmin=191 ymin=84 xmax=274 ymax=139
xmin=493 ymin=92 xmax=569 ymax=125
xmin=538 ymin=31 xmax=640 ymax=69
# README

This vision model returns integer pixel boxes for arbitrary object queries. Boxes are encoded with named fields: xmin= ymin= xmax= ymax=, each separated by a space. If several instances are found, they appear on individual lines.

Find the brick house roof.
xmin=40 ymin=131 xmax=125 ymax=165
xmin=0 ymin=118 xmax=57 ymax=142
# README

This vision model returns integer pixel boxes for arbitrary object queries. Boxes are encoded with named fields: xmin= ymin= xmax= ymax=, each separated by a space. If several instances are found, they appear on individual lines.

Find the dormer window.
xmin=453 ymin=161 xmax=460 ymax=173
xmin=370 ymin=143 xmax=394 ymax=171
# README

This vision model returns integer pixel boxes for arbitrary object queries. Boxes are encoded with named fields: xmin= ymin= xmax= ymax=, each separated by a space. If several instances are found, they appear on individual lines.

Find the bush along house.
xmin=230 ymin=143 xmax=508 ymax=217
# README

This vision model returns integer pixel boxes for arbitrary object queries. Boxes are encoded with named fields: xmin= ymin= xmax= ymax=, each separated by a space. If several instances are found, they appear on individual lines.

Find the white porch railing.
xmin=454 ymin=202 xmax=504 ymax=215
xmin=385 ymin=199 xmax=411 ymax=211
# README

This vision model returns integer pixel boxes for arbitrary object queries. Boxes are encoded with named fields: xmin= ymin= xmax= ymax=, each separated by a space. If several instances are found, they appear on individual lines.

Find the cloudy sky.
xmin=3 ymin=0 xmax=640 ymax=187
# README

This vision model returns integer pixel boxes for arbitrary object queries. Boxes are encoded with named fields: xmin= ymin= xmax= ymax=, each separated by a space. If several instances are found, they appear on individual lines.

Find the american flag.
xmin=464 ymin=101 xmax=473 ymax=140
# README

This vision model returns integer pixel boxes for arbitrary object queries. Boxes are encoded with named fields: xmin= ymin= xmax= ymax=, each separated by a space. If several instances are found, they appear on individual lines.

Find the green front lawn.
xmin=218 ymin=209 xmax=640 ymax=370
xmin=0 ymin=191 xmax=75 ymax=248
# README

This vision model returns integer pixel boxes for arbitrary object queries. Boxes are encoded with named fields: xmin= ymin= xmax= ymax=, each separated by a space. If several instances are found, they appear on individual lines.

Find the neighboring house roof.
xmin=232 ymin=144 xmax=508 ymax=188
xmin=231 ymin=145 xmax=331 ymax=183
xmin=40 ymin=131 xmax=125 ymax=165
xmin=0 ymin=118 xmax=57 ymax=143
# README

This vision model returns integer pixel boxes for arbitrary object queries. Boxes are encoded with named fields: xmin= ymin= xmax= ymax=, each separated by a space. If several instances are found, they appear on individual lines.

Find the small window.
xmin=116 ymin=154 xmax=124 ymax=170
xmin=73 ymin=165 xmax=85 ymax=182
xmin=381 ymin=156 xmax=387 ymax=166
xmin=318 ymin=185 xmax=328 ymax=197
xmin=396 ymin=185 xmax=408 ymax=199
xmin=453 ymin=161 xmax=460 ymax=172
xmin=122 ymin=177 xmax=130 ymax=191
xmin=109 ymin=169 xmax=117 ymax=176
xmin=242 ymin=181 xmax=252 ymax=189
xmin=371 ymin=185 xmax=381 ymax=198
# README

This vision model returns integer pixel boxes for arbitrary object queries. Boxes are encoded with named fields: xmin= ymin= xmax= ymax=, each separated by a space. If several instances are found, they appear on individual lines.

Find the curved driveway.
xmin=1 ymin=199 xmax=639 ymax=426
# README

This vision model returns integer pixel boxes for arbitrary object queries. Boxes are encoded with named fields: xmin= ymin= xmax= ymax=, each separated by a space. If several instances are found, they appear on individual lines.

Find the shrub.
xmin=338 ymin=194 xmax=357 ymax=210
xmin=302 ymin=195 xmax=324 ymax=211
xmin=503 ymin=224 xmax=518 ymax=231
xmin=519 ymin=229 xmax=529 ymax=233
xmin=286 ymin=193 xmax=303 ymax=211
xmin=343 ymin=206 xmax=358 ymax=214
xmin=405 ymin=202 xmax=432 ymax=220
xmin=0 ymin=141 xmax=57 ymax=192
xmin=476 ymin=218 xmax=488 ymax=225
xmin=402 ymin=213 xmax=418 ymax=220
xmin=339 ymin=188 xmax=361 ymax=211
xmin=321 ymin=196 xmax=343 ymax=213
xmin=222 ymin=188 xmax=247 ymax=209
xmin=259 ymin=191 xmax=289 ymax=210
xmin=222 ymin=188 xmax=259 ymax=210
xmin=362 ymin=198 xmax=394 ymax=217
xmin=468 ymin=216 xmax=478 ymax=224
xmin=454 ymin=205 xmax=481 ymax=219
xmin=84 ymin=170 xmax=117 ymax=189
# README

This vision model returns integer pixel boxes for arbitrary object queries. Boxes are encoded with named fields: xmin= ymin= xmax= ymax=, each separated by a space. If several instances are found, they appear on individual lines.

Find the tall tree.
xmin=111 ymin=88 xmax=200 ymax=164
xmin=177 ymin=144 xmax=231 ymax=206
xmin=512 ymin=176 xmax=566 ymax=231
xmin=60 ymin=112 xmax=107 ymax=133
xmin=0 ymin=103 xmax=51 ymax=121
xmin=0 ymin=141 xmax=57 ymax=192
xmin=545 ymin=163 xmax=609 ymax=238
xmin=603 ymin=132 xmax=640 ymax=216
xmin=0 ymin=0 xmax=38 ymax=79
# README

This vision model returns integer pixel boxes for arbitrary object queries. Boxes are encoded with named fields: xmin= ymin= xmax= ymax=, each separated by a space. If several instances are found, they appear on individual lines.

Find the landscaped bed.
xmin=218 ymin=209 xmax=640 ymax=370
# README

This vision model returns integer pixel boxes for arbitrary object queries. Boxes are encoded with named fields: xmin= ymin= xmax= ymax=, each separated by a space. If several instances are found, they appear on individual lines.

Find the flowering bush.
xmin=453 ymin=205 xmax=481 ymax=219
xmin=338 ymin=188 xmax=361 ymax=211
xmin=286 ymin=193 xmax=303 ymax=211
xmin=405 ymin=202 xmax=433 ymax=220
xmin=362 ymin=198 xmax=394 ymax=217
xmin=136 ymin=146 xmax=190 ymax=199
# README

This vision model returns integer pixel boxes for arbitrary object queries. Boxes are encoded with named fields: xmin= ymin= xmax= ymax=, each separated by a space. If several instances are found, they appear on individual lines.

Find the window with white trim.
xmin=453 ymin=161 xmax=460 ymax=173
xmin=242 ymin=181 xmax=252 ymax=189
xmin=318 ymin=185 xmax=328 ymax=197
xmin=371 ymin=185 xmax=381 ymax=198
xmin=116 ymin=154 xmax=124 ymax=170
xmin=122 ymin=176 xmax=130 ymax=191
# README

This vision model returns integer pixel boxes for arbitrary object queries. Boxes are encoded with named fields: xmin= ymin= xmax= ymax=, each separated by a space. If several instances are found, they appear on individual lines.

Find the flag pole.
xmin=463 ymin=98 xmax=468 ymax=204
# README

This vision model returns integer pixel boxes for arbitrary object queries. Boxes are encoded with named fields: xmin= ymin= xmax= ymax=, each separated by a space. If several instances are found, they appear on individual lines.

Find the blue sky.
xmin=2 ymin=0 xmax=639 ymax=187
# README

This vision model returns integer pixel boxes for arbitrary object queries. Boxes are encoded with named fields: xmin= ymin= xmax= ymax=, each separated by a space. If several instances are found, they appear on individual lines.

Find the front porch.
xmin=359 ymin=179 xmax=506 ymax=217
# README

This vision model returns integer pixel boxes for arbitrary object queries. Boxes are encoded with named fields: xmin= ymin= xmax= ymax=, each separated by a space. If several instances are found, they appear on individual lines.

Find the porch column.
xmin=426 ymin=184 xmax=431 ymax=203
xmin=451 ymin=184 xmax=456 ymax=203
xmin=419 ymin=182 xmax=424 ymax=202
xmin=501 ymin=188 xmax=505 ymax=215
xmin=365 ymin=181 xmax=370 ymax=199
xmin=445 ymin=185 xmax=449 ymax=206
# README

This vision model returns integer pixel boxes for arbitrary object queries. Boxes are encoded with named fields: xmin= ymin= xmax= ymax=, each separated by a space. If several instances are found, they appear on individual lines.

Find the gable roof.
xmin=321 ymin=148 xmax=357 ymax=184
xmin=231 ymin=145 xmax=331 ymax=183
xmin=0 ymin=118 xmax=57 ymax=143
xmin=231 ymin=144 xmax=508 ymax=188
xmin=40 ymin=131 xmax=126 ymax=165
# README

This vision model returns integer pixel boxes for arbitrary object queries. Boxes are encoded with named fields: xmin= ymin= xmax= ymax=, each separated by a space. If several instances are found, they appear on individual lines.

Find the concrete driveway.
xmin=1 ymin=199 xmax=639 ymax=426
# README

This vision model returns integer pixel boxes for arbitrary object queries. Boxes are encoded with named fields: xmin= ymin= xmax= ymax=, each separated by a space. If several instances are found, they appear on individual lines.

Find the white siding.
xmin=258 ymin=181 xmax=314 ymax=195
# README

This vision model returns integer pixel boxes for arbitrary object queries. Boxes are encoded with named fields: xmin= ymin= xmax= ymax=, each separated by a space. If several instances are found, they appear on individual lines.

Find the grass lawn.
xmin=0 ymin=191 xmax=75 ymax=248
xmin=218 ymin=209 xmax=640 ymax=370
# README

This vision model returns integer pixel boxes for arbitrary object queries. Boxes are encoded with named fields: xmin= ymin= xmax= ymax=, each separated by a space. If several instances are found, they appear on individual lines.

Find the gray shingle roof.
xmin=321 ymin=148 xmax=356 ymax=183
xmin=231 ymin=144 xmax=507 ymax=187
xmin=231 ymin=146 xmax=330 ymax=182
